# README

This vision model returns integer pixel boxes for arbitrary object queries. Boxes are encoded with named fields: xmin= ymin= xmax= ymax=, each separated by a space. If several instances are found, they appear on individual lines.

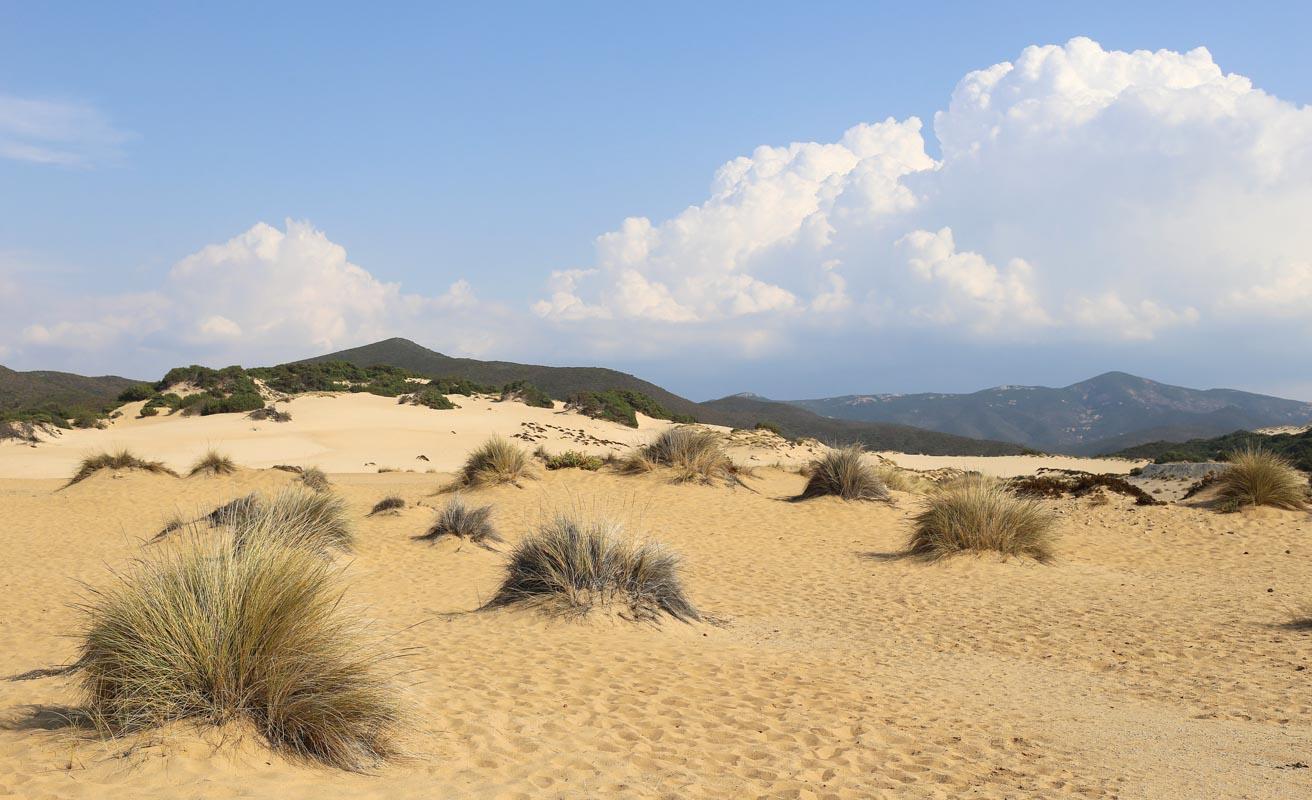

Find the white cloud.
xmin=0 ymin=93 xmax=130 ymax=166
xmin=11 ymin=220 xmax=509 ymax=370
xmin=536 ymin=37 xmax=1312 ymax=358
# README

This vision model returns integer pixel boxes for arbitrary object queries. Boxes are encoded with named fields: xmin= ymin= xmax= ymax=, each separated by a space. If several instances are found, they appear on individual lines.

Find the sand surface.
xmin=1 ymin=400 xmax=1309 ymax=798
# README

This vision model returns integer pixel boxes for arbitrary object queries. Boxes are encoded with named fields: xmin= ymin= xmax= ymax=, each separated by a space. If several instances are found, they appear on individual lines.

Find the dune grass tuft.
xmin=74 ymin=523 xmax=400 ymax=769
xmin=208 ymin=488 xmax=353 ymax=555
xmin=188 ymin=449 xmax=237 ymax=477
xmin=1216 ymin=445 xmax=1308 ymax=510
xmin=797 ymin=445 xmax=889 ymax=501
xmin=906 ymin=476 xmax=1057 ymax=562
xmin=300 ymin=466 xmax=331 ymax=492
xmin=543 ymin=450 xmax=604 ymax=471
xmin=67 ymin=449 xmax=178 ymax=486
xmin=485 ymin=513 xmax=698 ymax=623
xmin=621 ymin=427 xmax=747 ymax=486
xmin=368 ymin=496 xmax=406 ymax=516
xmin=456 ymin=436 xmax=534 ymax=488
xmin=414 ymin=497 xmax=500 ymax=548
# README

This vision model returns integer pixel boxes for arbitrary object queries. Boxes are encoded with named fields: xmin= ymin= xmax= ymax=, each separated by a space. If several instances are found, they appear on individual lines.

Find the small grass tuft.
xmin=368 ymin=496 xmax=406 ymax=516
xmin=414 ymin=498 xmax=500 ymax=548
xmin=300 ymin=466 xmax=331 ymax=492
xmin=906 ymin=476 xmax=1057 ymax=562
xmin=485 ymin=513 xmax=698 ymax=623
xmin=796 ymin=445 xmax=889 ymax=501
xmin=456 ymin=437 xmax=534 ymax=488
xmin=620 ymin=427 xmax=747 ymax=486
xmin=1216 ymin=445 xmax=1309 ymax=510
xmin=68 ymin=449 xmax=178 ymax=486
xmin=188 ymin=449 xmax=237 ymax=477
xmin=208 ymin=488 xmax=353 ymax=555
xmin=543 ymin=450 xmax=604 ymax=471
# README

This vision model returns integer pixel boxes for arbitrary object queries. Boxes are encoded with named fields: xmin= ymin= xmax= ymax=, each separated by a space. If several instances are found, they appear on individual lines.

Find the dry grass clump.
xmin=486 ymin=513 xmax=698 ymax=623
xmin=414 ymin=498 xmax=500 ymax=548
xmin=300 ymin=466 xmax=331 ymax=492
xmin=368 ymin=496 xmax=406 ymax=516
xmin=74 ymin=523 xmax=399 ymax=769
xmin=621 ymin=427 xmax=746 ymax=486
xmin=873 ymin=464 xmax=932 ymax=494
xmin=456 ymin=436 xmax=534 ymax=488
xmin=906 ymin=476 xmax=1057 ymax=563
xmin=1216 ymin=446 xmax=1308 ymax=510
xmin=188 ymin=448 xmax=237 ymax=477
xmin=67 ymin=449 xmax=177 ymax=486
xmin=543 ymin=450 xmax=604 ymax=471
xmin=797 ymin=446 xmax=889 ymax=501
xmin=208 ymin=488 xmax=353 ymax=555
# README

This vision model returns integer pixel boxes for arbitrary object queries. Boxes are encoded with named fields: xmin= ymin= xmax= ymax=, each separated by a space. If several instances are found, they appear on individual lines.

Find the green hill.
xmin=0 ymin=365 xmax=142 ymax=427
xmin=1110 ymin=429 xmax=1312 ymax=471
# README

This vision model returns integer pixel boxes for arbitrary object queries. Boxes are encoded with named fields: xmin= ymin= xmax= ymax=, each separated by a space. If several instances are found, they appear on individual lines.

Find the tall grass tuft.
xmin=486 ymin=513 xmax=698 ymax=623
xmin=457 ymin=437 xmax=534 ymax=488
xmin=188 ymin=449 xmax=237 ymax=477
xmin=67 ymin=449 xmax=178 ymax=486
xmin=75 ymin=524 xmax=400 ymax=769
xmin=906 ymin=477 xmax=1057 ymax=562
xmin=209 ymin=488 xmax=353 ymax=555
xmin=621 ymin=427 xmax=746 ymax=486
xmin=1216 ymin=445 xmax=1308 ymax=510
xmin=414 ymin=497 xmax=500 ymax=548
xmin=300 ymin=466 xmax=331 ymax=492
xmin=797 ymin=445 xmax=889 ymax=501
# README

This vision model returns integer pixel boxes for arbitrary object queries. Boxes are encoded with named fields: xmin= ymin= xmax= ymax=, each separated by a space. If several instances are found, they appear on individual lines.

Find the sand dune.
xmin=0 ymin=399 xmax=1309 ymax=798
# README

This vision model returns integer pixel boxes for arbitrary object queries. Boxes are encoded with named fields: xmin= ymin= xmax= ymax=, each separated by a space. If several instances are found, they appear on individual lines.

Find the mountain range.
xmin=6 ymin=340 xmax=1310 ymax=459
xmin=789 ymin=372 xmax=1312 ymax=455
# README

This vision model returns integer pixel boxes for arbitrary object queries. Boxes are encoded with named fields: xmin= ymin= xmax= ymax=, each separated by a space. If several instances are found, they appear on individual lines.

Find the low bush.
xmin=485 ymin=513 xmax=698 ymax=622
xmin=499 ymin=380 xmax=554 ymax=409
xmin=906 ymin=477 xmax=1057 ymax=562
xmin=796 ymin=446 xmax=889 ymax=501
xmin=368 ymin=496 xmax=406 ymax=515
xmin=544 ymin=450 xmax=604 ymax=471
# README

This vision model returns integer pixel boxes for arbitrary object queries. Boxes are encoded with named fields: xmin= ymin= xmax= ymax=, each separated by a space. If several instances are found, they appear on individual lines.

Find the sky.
xmin=3 ymin=1 xmax=1312 ymax=401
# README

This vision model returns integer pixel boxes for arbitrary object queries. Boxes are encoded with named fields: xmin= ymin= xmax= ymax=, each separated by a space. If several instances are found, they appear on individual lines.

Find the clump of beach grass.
xmin=797 ymin=445 xmax=889 ymax=501
xmin=543 ymin=450 xmax=604 ymax=471
xmin=67 ymin=449 xmax=178 ymax=486
xmin=368 ymin=496 xmax=406 ymax=516
xmin=455 ymin=436 xmax=534 ymax=488
xmin=207 ymin=488 xmax=353 ymax=555
xmin=188 ymin=449 xmax=237 ymax=477
xmin=72 ymin=523 xmax=400 ymax=770
xmin=1216 ymin=445 xmax=1308 ymax=510
xmin=621 ymin=427 xmax=746 ymax=486
xmin=414 ymin=497 xmax=500 ymax=548
xmin=485 ymin=513 xmax=698 ymax=623
xmin=906 ymin=476 xmax=1057 ymax=562
xmin=300 ymin=466 xmax=331 ymax=492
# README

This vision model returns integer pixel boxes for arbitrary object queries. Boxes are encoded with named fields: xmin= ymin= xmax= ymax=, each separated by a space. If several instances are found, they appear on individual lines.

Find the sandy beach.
xmin=0 ymin=398 xmax=1308 ymax=798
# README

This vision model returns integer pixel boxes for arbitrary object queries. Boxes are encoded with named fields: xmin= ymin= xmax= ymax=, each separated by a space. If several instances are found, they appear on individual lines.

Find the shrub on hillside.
xmin=499 ymin=380 xmax=554 ymax=408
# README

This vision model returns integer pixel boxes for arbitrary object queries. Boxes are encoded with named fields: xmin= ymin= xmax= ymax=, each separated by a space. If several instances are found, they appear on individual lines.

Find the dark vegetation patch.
xmin=399 ymin=389 xmax=457 ymax=410
xmin=797 ymin=446 xmax=889 ymax=502
xmin=414 ymin=498 xmax=500 ymax=547
xmin=1008 ymin=470 xmax=1160 ymax=506
xmin=248 ymin=405 xmax=292 ymax=422
xmin=499 ymin=380 xmax=554 ymax=408
xmin=543 ymin=450 xmax=604 ymax=471
xmin=68 ymin=449 xmax=179 ymax=486
xmin=368 ymin=496 xmax=406 ymax=515
xmin=1112 ymin=428 xmax=1312 ymax=473
xmin=565 ymin=389 xmax=695 ymax=428
xmin=753 ymin=421 xmax=782 ymax=436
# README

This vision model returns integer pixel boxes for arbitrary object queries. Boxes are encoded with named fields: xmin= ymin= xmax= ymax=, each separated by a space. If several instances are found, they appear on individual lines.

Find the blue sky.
xmin=3 ymin=2 xmax=1312 ymax=400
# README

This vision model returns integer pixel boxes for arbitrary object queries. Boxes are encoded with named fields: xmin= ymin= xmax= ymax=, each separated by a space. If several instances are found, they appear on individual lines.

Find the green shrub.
xmin=566 ymin=389 xmax=695 ymax=427
xmin=404 ymin=389 xmax=456 ymax=410
xmin=117 ymin=384 xmax=155 ymax=403
xmin=500 ymin=380 xmax=553 ymax=408
xmin=754 ymin=421 xmax=782 ymax=436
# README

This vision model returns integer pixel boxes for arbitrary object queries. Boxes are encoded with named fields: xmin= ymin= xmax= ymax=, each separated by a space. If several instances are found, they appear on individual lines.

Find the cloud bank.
xmin=7 ymin=38 xmax=1312 ymax=394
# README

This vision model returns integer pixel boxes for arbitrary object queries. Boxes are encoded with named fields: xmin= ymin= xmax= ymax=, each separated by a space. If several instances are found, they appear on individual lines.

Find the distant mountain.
xmin=0 ymin=365 xmax=140 ymax=413
xmin=303 ymin=338 xmax=1026 ymax=456
xmin=790 ymin=372 xmax=1312 ymax=455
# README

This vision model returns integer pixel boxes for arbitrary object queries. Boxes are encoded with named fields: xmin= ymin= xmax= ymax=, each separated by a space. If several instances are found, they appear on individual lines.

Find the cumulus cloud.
xmin=536 ymin=37 xmax=1312 ymax=359
xmin=0 ymin=93 xmax=130 ymax=166
xmin=11 ymin=220 xmax=509 ymax=371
